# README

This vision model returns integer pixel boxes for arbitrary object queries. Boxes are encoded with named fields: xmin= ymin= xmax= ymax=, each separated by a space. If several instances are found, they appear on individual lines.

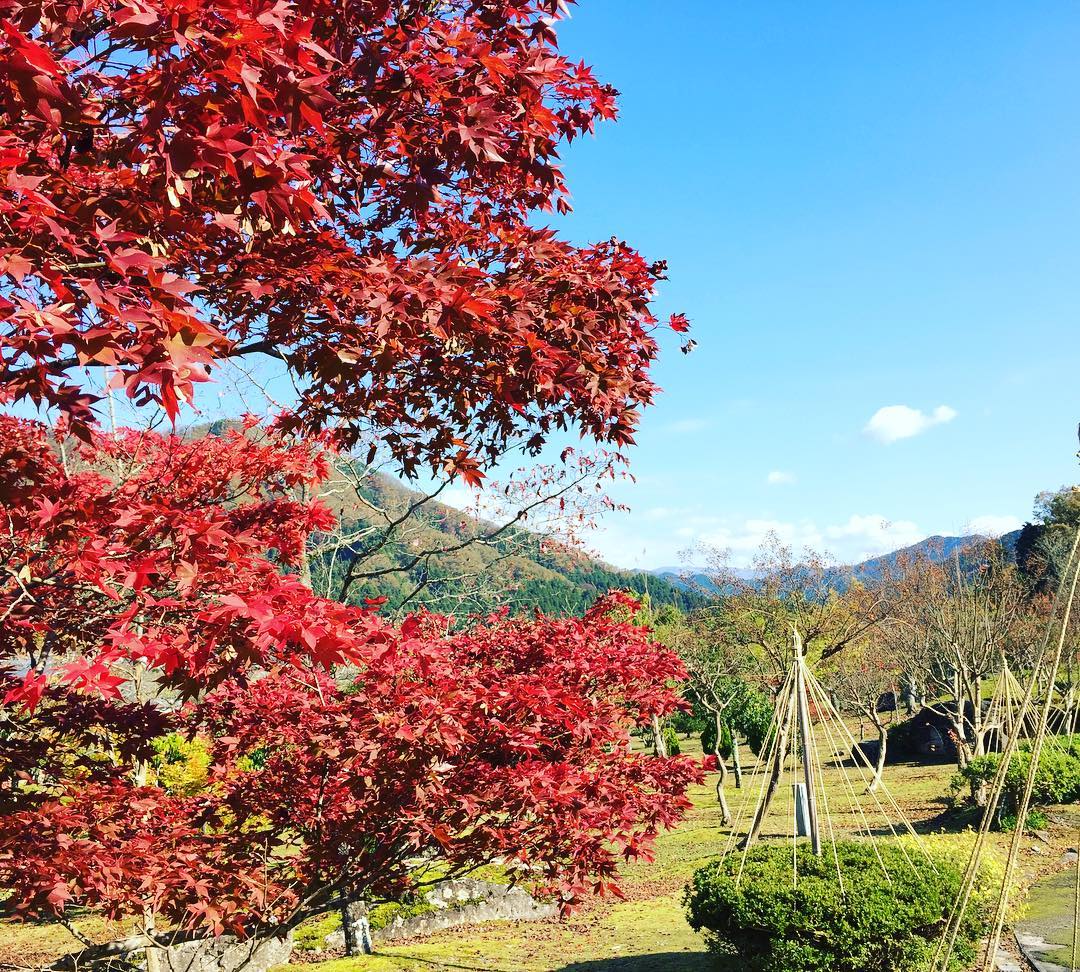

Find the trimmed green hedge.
xmin=951 ymin=741 xmax=1080 ymax=826
xmin=684 ymin=840 xmax=988 ymax=972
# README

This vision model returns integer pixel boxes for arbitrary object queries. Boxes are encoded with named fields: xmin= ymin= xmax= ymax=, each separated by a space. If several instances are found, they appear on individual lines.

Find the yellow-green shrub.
xmin=150 ymin=733 xmax=210 ymax=795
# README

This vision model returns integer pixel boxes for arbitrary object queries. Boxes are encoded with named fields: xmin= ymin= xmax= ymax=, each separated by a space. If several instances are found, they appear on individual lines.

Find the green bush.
xmin=671 ymin=706 xmax=710 ymax=738
xmin=684 ymin=840 xmax=988 ymax=972
xmin=662 ymin=726 xmax=681 ymax=756
xmin=731 ymin=688 xmax=774 ymax=756
xmin=700 ymin=718 xmax=733 ymax=758
xmin=997 ymin=809 xmax=1049 ymax=832
xmin=951 ymin=742 xmax=1080 ymax=824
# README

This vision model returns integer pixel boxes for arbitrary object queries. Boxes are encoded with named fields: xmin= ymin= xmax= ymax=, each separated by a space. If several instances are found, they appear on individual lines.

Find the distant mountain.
xmin=651 ymin=566 xmax=760 ymax=596
xmin=838 ymin=534 xmax=988 ymax=584
xmin=191 ymin=419 xmax=705 ymax=618
xmin=651 ymin=533 xmax=1015 ymax=596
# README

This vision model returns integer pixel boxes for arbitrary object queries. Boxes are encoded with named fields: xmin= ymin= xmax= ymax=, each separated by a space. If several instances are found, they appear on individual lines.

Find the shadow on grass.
xmin=366 ymin=952 xmax=520 ymax=972
xmin=557 ymin=953 xmax=724 ymax=972
xmin=364 ymin=954 xmax=724 ymax=972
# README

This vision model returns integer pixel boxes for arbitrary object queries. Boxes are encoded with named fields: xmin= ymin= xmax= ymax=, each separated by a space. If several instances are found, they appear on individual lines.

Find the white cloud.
xmin=642 ymin=505 xmax=700 ymax=521
xmin=766 ymin=470 xmax=796 ymax=486
xmin=823 ymin=515 xmax=924 ymax=561
xmin=965 ymin=514 xmax=1023 ymax=537
xmin=864 ymin=404 xmax=957 ymax=444
xmin=694 ymin=513 xmax=925 ymax=567
xmin=663 ymin=417 xmax=711 ymax=435
xmin=439 ymin=483 xmax=481 ymax=510
xmin=699 ymin=519 xmax=823 ymax=556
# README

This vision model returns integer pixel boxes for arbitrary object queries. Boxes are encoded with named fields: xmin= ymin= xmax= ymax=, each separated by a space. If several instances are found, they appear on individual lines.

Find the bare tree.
xmin=690 ymin=534 xmax=891 ymax=684
xmin=676 ymin=536 xmax=892 ymax=836
xmin=883 ymin=542 xmax=1036 ymax=779
xmin=822 ymin=637 xmax=900 ymax=792
xmin=672 ymin=613 xmax=756 ymax=824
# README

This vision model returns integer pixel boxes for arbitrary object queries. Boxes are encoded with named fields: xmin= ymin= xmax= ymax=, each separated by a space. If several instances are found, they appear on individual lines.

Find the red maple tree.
xmin=0 ymin=0 xmax=687 ymax=479
xmin=0 ymin=0 xmax=696 ymax=963
xmin=0 ymin=419 xmax=697 ymax=962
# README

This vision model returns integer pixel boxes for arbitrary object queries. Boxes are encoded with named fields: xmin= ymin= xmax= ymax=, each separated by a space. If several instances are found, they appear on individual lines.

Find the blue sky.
xmin=57 ymin=3 xmax=1079 ymax=572
xmin=514 ymin=0 xmax=1080 ymax=570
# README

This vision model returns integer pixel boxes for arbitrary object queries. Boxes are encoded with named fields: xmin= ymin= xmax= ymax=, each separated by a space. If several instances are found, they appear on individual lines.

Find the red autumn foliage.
xmin=0 ymin=0 xmax=687 ymax=476
xmin=0 ymin=418 xmax=699 ymax=940
xmin=0 ymin=0 xmax=697 ymax=958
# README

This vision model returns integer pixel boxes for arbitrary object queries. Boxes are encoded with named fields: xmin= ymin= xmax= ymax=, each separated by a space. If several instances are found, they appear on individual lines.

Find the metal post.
xmin=794 ymin=639 xmax=821 ymax=856
xmin=792 ymin=782 xmax=811 ymax=837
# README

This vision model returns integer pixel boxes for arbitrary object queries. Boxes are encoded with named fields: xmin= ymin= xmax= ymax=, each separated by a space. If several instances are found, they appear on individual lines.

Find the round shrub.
xmin=662 ymin=726 xmax=682 ymax=756
xmin=700 ymin=718 xmax=733 ymax=759
xmin=684 ymin=840 xmax=988 ymax=972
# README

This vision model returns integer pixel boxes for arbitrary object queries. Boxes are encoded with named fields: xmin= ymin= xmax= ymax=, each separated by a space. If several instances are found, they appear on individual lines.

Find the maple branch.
xmin=228 ymin=340 xmax=289 ymax=362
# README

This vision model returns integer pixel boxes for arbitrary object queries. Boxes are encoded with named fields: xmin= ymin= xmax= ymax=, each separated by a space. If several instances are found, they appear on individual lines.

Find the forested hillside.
xmin=312 ymin=468 xmax=705 ymax=617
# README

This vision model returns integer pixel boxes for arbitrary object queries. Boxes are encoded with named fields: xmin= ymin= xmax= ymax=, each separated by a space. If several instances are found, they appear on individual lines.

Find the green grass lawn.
xmin=6 ymin=729 xmax=1073 ymax=972
xmin=289 ymin=772 xmax=727 ymax=972
xmin=286 ymin=732 xmax=963 ymax=972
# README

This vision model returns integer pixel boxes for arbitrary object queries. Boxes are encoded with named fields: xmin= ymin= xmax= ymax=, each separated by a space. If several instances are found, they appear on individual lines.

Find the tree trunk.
xmin=133 ymin=752 xmax=161 ymax=972
xmin=947 ymin=679 xmax=971 ymax=771
xmin=970 ymin=676 xmax=986 ymax=757
xmin=952 ymin=723 xmax=972 ymax=770
xmin=743 ymin=692 xmax=794 ymax=848
xmin=715 ymin=754 xmax=732 ymax=826
xmin=298 ymin=482 xmax=314 ymax=590
xmin=340 ymin=900 xmax=372 ymax=956
xmin=731 ymin=731 xmax=743 ymax=789
xmin=143 ymin=907 xmax=161 ymax=972
xmin=867 ymin=714 xmax=887 ymax=794
xmin=712 ymin=712 xmax=732 ymax=825
xmin=651 ymin=714 xmax=667 ymax=757
xmin=902 ymin=675 xmax=917 ymax=716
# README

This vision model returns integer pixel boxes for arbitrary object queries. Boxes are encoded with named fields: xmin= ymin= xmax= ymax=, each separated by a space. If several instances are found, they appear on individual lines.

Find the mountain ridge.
xmin=185 ymin=421 xmax=1027 ymax=613
xmin=650 ymin=531 xmax=1023 ymax=593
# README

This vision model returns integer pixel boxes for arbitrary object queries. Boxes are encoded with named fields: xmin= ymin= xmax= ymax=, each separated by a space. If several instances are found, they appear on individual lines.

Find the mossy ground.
xmin=1012 ymin=830 xmax=1080 ymax=968
xmin=0 ymin=914 xmax=140 ymax=967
